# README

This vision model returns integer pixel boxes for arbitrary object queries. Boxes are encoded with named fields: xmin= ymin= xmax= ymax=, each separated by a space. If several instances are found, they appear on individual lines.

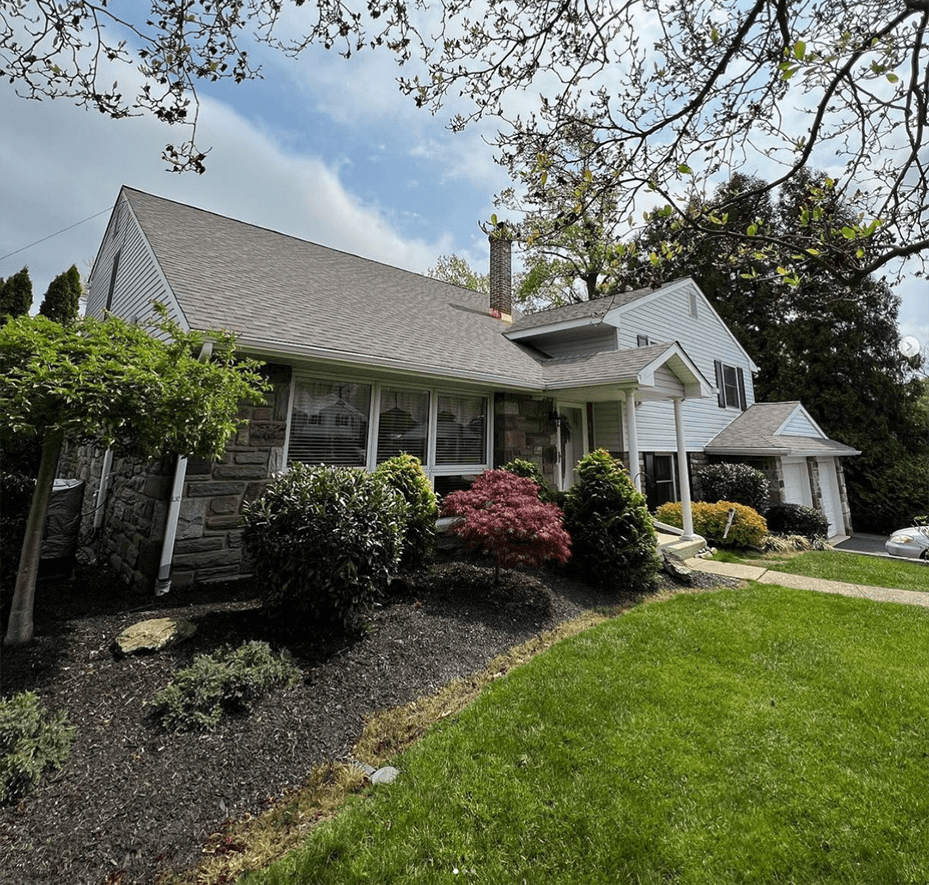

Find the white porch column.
xmin=673 ymin=397 xmax=696 ymax=540
xmin=624 ymin=390 xmax=641 ymax=492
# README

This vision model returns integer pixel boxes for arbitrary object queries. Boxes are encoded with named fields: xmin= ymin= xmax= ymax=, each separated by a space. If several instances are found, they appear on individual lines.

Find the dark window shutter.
xmin=737 ymin=368 xmax=747 ymax=411
xmin=714 ymin=360 xmax=725 ymax=407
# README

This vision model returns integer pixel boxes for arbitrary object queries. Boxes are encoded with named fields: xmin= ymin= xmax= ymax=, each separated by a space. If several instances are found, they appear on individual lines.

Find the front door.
xmin=557 ymin=405 xmax=586 ymax=491
xmin=644 ymin=453 xmax=677 ymax=511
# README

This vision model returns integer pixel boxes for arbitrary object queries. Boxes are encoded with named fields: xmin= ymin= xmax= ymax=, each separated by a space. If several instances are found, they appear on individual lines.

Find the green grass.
xmin=763 ymin=550 xmax=929 ymax=593
xmin=241 ymin=585 xmax=929 ymax=885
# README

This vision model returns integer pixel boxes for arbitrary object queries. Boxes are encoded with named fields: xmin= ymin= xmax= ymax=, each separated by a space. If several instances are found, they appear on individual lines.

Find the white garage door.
xmin=817 ymin=458 xmax=844 ymax=538
xmin=782 ymin=459 xmax=813 ymax=508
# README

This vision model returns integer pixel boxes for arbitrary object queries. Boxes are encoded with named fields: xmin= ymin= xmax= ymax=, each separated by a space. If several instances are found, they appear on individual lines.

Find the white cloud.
xmin=0 ymin=80 xmax=457 ymax=305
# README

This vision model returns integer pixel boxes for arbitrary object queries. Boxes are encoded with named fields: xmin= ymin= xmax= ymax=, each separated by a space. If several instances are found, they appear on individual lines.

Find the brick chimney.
xmin=489 ymin=225 xmax=513 ymax=321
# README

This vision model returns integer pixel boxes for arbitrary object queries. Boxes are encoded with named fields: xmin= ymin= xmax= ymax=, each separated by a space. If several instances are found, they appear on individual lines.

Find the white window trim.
xmin=285 ymin=370 xmax=493 ymax=484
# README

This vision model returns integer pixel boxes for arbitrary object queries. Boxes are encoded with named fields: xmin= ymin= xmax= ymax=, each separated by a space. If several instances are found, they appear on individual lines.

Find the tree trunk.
xmin=4 ymin=431 xmax=64 ymax=648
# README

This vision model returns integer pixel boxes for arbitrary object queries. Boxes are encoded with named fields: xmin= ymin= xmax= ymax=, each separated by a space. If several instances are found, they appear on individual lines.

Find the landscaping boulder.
xmin=662 ymin=551 xmax=694 ymax=585
xmin=113 ymin=617 xmax=197 ymax=657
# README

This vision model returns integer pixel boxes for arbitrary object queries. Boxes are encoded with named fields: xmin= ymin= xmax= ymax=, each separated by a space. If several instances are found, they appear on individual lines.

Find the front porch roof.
xmin=706 ymin=402 xmax=861 ymax=457
xmin=539 ymin=341 xmax=714 ymax=402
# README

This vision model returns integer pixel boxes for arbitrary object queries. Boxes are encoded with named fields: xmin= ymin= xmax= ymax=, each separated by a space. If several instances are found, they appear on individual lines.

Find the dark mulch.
xmin=0 ymin=554 xmax=735 ymax=885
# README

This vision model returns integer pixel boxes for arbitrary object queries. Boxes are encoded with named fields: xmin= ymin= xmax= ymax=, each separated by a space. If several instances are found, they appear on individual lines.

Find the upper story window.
xmin=714 ymin=360 xmax=747 ymax=410
xmin=636 ymin=334 xmax=650 ymax=347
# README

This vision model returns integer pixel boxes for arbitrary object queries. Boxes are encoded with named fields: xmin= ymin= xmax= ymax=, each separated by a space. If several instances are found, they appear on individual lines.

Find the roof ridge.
xmin=120 ymin=185 xmax=483 ymax=297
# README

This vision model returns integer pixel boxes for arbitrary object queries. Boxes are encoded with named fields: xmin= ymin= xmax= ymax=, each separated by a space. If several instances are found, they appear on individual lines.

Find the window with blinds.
xmin=377 ymin=387 xmax=429 ymax=463
xmin=435 ymin=393 xmax=486 ymax=465
xmin=287 ymin=378 xmax=488 ymax=473
xmin=288 ymin=380 xmax=371 ymax=466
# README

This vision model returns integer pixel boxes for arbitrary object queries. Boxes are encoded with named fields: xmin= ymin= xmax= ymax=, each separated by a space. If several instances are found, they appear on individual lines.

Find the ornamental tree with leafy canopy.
xmin=0 ymin=308 xmax=269 ymax=648
xmin=1 ymin=1 xmax=925 ymax=287
xmin=440 ymin=470 xmax=571 ymax=583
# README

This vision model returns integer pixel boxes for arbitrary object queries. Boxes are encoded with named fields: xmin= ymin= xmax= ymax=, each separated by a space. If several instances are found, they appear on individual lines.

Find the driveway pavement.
xmin=833 ymin=533 xmax=890 ymax=556
xmin=684 ymin=557 xmax=929 ymax=609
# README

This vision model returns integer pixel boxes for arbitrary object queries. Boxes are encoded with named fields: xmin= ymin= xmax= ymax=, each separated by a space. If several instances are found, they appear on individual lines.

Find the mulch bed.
xmin=0 ymin=553 xmax=734 ymax=885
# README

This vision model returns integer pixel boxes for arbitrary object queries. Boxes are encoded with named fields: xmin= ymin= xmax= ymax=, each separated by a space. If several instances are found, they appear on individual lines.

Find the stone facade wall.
xmin=58 ymin=364 xmax=292 ymax=592
xmin=493 ymin=393 xmax=558 ymax=486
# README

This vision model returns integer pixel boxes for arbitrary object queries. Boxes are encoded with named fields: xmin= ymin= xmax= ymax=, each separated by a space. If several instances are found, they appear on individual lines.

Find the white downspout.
xmin=154 ymin=341 xmax=213 ymax=596
xmin=92 ymin=448 xmax=114 ymax=533
xmin=673 ymin=397 xmax=696 ymax=540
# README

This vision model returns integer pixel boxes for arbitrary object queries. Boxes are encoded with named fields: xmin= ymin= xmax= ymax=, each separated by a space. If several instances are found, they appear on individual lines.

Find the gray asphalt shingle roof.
xmin=539 ymin=342 xmax=675 ymax=386
xmin=706 ymin=402 xmax=860 ymax=456
xmin=505 ymin=288 xmax=654 ymax=333
xmin=122 ymin=187 xmax=547 ymax=388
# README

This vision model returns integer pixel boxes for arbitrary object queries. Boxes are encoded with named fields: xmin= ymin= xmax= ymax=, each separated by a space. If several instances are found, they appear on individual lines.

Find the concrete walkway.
xmin=684 ymin=558 xmax=929 ymax=609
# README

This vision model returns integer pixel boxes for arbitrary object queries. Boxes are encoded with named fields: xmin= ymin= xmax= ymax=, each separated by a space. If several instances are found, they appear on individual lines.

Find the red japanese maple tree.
xmin=441 ymin=470 xmax=571 ymax=583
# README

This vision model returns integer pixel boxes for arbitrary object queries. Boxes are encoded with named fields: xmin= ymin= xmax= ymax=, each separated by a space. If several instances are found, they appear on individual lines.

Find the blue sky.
xmin=0 ymin=23 xmax=925 ymax=350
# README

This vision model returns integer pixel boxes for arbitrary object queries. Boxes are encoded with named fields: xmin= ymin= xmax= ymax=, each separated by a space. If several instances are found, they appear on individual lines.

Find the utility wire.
xmin=1 ymin=205 xmax=114 ymax=262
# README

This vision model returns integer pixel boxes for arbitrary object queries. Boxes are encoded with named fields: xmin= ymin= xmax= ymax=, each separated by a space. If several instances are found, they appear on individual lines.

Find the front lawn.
xmin=243 ymin=584 xmax=929 ymax=885
xmin=752 ymin=549 xmax=929 ymax=593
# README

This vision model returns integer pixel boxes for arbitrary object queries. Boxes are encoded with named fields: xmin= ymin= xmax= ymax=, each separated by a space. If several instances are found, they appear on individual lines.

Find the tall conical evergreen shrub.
xmin=0 ymin=267 xmax=33 ymax=319
xmin=563 ymin=449 xmax=660 ymax=592
xmin=39 ymin=265 xmax=82 ymax=325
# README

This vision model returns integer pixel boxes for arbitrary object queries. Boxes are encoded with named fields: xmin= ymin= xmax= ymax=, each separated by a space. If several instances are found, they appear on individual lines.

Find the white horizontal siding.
xmin=87 ymin=196 xmax=187 ymax=333
xmin=592 ymin=400 xmax=623 ymax=453
xmin=618 ymin=281 xmax=755 ymax=450
xmin=781 ymin=409 xmax=821 ymax=437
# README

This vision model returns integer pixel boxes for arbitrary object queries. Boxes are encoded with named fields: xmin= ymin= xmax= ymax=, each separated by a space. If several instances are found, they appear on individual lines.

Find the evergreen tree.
xmin=38 ymin=265 xmax=82 ymax=325
xmin=0 ymin=267 xmax=33 ymax=319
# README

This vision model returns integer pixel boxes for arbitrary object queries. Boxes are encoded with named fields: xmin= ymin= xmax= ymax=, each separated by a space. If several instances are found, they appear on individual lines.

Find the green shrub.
xmin=0 ymin=691 xmax=75 ymax=804
xmin=501 ymin=458 xmax=565 ymax=507
xmin=242 ymin=463 xmax=407 ymax=633
xmin=764 ymin=502 xmax=830 ymax=540
xmin=563 ymin=449 xmax=660 ymax=592
xmin=374 ymin=454 xmax=438 ymax=572
xmin=151 ymin=641 xmax=300 ymax=732
xmin=657 ymin=500 xmax=768 ymax=549
xmin=696 ymin=462 xmax=770 ymax=513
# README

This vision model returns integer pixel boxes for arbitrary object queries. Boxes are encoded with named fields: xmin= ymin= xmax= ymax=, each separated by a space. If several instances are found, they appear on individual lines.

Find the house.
xmin=65 ymin=186 xmax=859 ymax=592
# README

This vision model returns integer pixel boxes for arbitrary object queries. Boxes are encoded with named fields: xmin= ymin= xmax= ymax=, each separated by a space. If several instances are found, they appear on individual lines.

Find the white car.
xmin=885 ymin=526 xmax=929 ymax=560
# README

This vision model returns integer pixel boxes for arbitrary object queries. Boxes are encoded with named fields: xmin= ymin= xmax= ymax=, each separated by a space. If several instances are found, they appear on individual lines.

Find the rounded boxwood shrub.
xmin=242 ymin=463 xmax=407 ymax=633
xmin=563 ymin=449 xmax=660 ymax=592
xmin=374 ymin=454 xmax=438 ymax=572
xmin=697 ymin=462 xmax=770 ymax=513
xmin=1 ymin=691 xmax=75 ymax=804
xmin=150 ymin=641 xmax=300 ymax=732
xmin=501 ymin=457 xmax=565 ymax=507
xmin=657 ymin=500 xmax=768 ymax=549
xmin=764 ymin=502 xmax=830 ymax=540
